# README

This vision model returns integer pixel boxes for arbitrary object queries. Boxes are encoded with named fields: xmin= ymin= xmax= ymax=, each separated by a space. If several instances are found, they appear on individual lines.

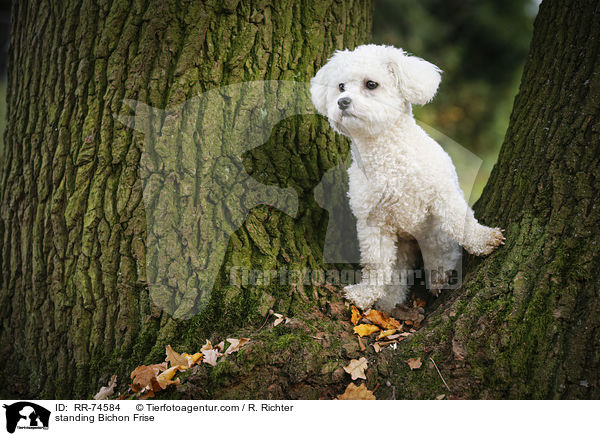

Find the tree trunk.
xmin=0 ymin=0 xmax=373 ymax=399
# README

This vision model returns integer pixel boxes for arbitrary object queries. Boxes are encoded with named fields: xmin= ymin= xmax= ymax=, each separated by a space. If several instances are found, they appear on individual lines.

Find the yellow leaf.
xmin=350 ymin=305 xmax=362 ymax=325
xmin=353 ymin=324 xmax=380 ymax=337
xmin=364 ymin=309 xmax=401 ymax=330
xmin=407 ymin=357 xmax=422 ymax=370
xmin=377 ymin=329 xmax=398 ymax=340
xmin=156 ymin=366 xmax=181 ymax=389
xmin=343 ymin=357 xmax=368 ymax=380
xmin=337 ymin=383 xmax=376 ymax=400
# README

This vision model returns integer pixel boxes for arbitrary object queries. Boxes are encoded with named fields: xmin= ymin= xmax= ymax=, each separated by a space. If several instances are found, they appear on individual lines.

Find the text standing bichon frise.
xmin=310 ymin=44 xmax=504 ymax=311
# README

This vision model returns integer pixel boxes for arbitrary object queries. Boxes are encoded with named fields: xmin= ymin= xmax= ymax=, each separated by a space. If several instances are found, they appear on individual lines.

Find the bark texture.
xmin=0 ymin=0 xmax=373 ymax=398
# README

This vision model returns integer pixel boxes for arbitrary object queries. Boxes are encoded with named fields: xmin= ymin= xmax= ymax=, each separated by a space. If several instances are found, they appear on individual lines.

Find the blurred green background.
xmin=373 ymin=0 xmax=538 ymax=201
xmin=0 ymin=1 xmax=536 ymax=201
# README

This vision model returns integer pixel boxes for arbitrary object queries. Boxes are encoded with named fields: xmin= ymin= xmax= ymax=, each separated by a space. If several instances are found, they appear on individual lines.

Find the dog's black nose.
xmin=337 ymin=97 xmax=352 ymax=110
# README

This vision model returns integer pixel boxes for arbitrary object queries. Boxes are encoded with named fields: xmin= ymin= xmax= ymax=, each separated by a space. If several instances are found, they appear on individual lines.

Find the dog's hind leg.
xmin=416 ymin=220 xmax=461 ymax=296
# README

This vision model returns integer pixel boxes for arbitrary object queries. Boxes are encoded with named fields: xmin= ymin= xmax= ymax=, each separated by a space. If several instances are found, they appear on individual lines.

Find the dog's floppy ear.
xmin=310 ymin=58 xmax=336 ymax=116
xmin=387 ymin=48 xmax=441 ymax=105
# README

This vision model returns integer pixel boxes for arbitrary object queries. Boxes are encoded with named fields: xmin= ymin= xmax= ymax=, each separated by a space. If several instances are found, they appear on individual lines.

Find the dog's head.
xmin=310 ymin=44 xmax=441 ymax=137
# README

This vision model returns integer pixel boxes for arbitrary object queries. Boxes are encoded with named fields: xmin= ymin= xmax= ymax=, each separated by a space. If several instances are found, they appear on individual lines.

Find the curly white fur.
xmin=310 ymin=44 xmax=504 ymax=311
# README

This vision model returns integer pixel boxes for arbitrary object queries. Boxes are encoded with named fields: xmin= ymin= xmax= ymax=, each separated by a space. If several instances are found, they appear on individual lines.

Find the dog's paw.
xmin=467 ymin=226 xmax=505 ymax=256
xmin=344 ymin=284 xmax=382 ymax=311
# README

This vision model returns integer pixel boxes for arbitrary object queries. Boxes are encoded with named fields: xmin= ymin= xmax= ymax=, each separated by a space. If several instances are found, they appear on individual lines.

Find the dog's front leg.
xmin=433 ymin=191 xmax=504 ymax=256
xmin=344 ymin=219 xmax=398 ymax=310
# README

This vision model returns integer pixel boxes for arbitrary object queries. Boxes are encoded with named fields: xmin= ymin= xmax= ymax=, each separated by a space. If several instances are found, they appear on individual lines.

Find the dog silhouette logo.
xmin=2 ymin=402 xmax=50 ymax=433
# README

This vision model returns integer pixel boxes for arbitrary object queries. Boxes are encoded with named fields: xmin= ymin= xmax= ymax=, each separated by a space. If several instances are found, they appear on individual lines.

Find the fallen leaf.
xmin=225 ymin=338 xmax=250 ymax=355
xmin=94 ymin=374 xmax=117 ymax=400
xmin=377 ymin=329 xmax=398 ymax=340
xmin=343 ymin=357 xmax=368 ymax=380
xmin=337 ymin=383 xmax=376 ymax=400
xmin=202 ymin=348 xmax=220 ymax=366
xmin=353 ymin=324 xmax=380 ymax=337
xmin=201 ymin=340 xmax=213 ymax=352
xmin=273 ymin=312 xmax=290 ymax=326
xmin=364 ymin=309 xmax=401 ymax=330
xmin=350 ymin=305 xmax=362 ymax=325
xmin=165 ymin=345 xmax=189 ymax=368
xmin=357 ymin=336 xmax=366 ymax=351
xmin=372 ymin=343 xmax=381 ymax=353
xmin=414 ymin=298 xmax=427 ymax=308
xmin=156 ymin=366 xmax=181 ymax=389
xmin=130 ymin=363 xmax=167 ymax=393
xmin=436 ymin=394 xmax=446 ymax=400
xmin=215 ymin=341 xmax=225 ymax=352
xmin=182 ymin=352 xmax=203 ymax=367
xmin=407 ymin=357 xmax=422 ymax=370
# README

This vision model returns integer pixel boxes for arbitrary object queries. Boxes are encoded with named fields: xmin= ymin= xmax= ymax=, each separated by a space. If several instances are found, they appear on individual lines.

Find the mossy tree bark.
xmin=0 ymin=0 xmax=373 ymax=399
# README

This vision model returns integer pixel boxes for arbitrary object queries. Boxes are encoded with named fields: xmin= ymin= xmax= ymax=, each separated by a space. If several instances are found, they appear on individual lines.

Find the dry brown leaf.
xmin=407 ymin=357 xmax=422 ymax=370
xmin=377 ymin=329 xmax=398 ymax=340
xmin=225 ymin=338 xmax=250 ymax=355
xmin=350 ymin=305 xmax=362 ymax=325
xmin=130 ymin=363 xmax=167 ymax=393
xmin=372 ymin=343 xmax=381 ymax=353
xmin=436 ymin=394 xmax=446 ymax=400
xmin=414 ymin=298 xmax=427 ymax=308
xmin=94 ymin=374 xmax=117 ymax=400
xmin=337 ymin=383 xmax=376 ymax=400
xmin=165 ymin=345 xmax=190 ymax=368
xmin=353 ymin=324 xmax=380 ymax=337
xmin=364 ymin=309 xmax=401 ymax=330
xmin=343 ymin=357 xmax=368 ymax=380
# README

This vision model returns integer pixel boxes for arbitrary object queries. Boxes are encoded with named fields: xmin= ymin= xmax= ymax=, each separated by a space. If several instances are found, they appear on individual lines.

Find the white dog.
xmin=310 ymin=44 xmax=504 ymax=311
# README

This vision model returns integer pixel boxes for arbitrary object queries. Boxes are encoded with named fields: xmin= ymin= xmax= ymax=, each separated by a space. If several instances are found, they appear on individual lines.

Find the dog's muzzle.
xmin=337 ymin=97 xmax=352 ymax=110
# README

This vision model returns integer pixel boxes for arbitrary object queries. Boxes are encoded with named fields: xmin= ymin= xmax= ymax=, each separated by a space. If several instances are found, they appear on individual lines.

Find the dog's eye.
xmin=365 ymin=80 xmax=378 ymax=90
xmin=338 ymin=83 xmax=345 ymax=92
